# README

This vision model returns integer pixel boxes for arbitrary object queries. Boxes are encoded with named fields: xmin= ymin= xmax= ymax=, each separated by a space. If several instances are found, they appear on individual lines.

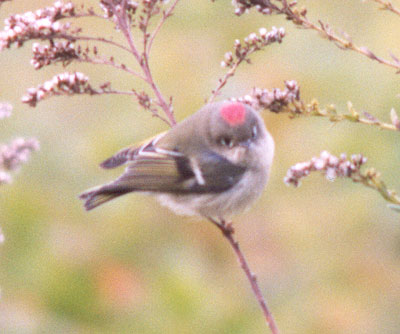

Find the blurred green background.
xmin=1 ymin=0 xmax=400 ymax=333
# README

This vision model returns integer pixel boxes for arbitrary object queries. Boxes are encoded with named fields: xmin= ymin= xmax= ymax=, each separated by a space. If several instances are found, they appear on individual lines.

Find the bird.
xmin=79 ymin=101 xmax=274 ymax=221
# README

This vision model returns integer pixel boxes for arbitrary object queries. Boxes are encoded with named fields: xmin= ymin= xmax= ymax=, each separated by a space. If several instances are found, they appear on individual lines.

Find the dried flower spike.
xmin=284 ymin=151 xmax=367 ymax=187
xmin=0 ymin=1 xmax=75 ymax=50
xmin=22 ymin=72 xmax=95 ymax=107
xmin=232 ymin=0 xmax=277 ymax=16
xmin=234 ymin=80 xmax=300 ymax=112
xmin=0 ymin=137 xmax=40 ymax=172
xmin=211 ymin=26 xmax=285 ymax=102
xmin=99 ymin=0 xmax=138 ymax=23
xmin=31 ymin=41 xmax=79 ymax=69
xmin=220 ymin=26 xmax=285 ymax=69
xmin=285 ymin=151 xmax=400 ymax=208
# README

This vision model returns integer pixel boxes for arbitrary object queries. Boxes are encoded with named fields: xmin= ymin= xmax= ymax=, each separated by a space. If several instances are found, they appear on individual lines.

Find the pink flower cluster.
xmin=31 ymin=41 xmax=78 ymax=69
xmin=221 ymin=27 xmax=285 ymax=68
xmin=22 ymin=72 xmax=94 ymax=107
xmin=284 ymin=151 xmax=367 ymax=187
xmin=0 ymin=137 xmax=40 ymax=184
xmin=234 ymin=80 xmax=300 ymax=112
xmin=232 ymin=0 xmax=297 ymax=16
xmin=0 ymin=1 xmax=75 ymax=50
xmin=232 ymin=0 xmax=276 ymax=16
xmin=99 ymin=0 xmax=138 ymax=19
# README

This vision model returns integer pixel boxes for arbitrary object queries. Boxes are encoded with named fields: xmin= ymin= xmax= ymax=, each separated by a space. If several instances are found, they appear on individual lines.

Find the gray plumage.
xmin=80 ymin=101 xmax=274 ymax=219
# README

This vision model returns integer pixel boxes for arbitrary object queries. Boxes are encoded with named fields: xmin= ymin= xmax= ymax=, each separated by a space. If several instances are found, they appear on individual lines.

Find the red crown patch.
xmin=220 ymin=102 xmax=246 ymax=126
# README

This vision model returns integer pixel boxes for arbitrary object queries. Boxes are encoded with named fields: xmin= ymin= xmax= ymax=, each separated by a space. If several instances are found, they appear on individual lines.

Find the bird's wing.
xmin=188 ymin=151 xmax=246 ymax=193
xmin=98 ymin=129 xmax=247 ymax=193
xmin=82 ymin=132 xmax=245 ymax=210
xmin=80 ymin=147 xmax=247 ymax=210
xmin=110 ymin=147 xmax=247 ymax=194
xmin=114 ymin=145 xmax=189 ymax=192
xmin=100 ymin=132 xmax=167 ymax=169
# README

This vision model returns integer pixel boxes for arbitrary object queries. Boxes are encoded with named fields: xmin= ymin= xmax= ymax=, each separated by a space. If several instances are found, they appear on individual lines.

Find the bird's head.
xmin=206 ymin=101 xmax=267 ymax=164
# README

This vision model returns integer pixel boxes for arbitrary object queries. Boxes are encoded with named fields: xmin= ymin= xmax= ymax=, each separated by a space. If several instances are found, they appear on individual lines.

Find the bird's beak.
xmin=239 ymin=140 xmax=252 ymax=148
xmin=229 ymin=146 xmax=247 ymax=163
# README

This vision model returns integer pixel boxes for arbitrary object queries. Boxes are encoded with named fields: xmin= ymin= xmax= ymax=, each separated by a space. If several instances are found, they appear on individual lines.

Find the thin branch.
xmin=108 ymin=0 xmax=141 ymax=61
xmin=141 ymin=58 xmax=176 ymax=125
xmin=50 ymin=89 xmax=137 ymax=97
xmin=209 ymin=58 xmax=243 ymax=103
xmin=235 ymin=1 xmax=400 ymax=72
xmin=284 ymin=151 xmax=400 ymax=206
xmin=77 ymin=56 xmax=148 ymax=82
xmin=209 ymin=27 xmax=285 ymax=103
xmin=98 ymin=89 xmax=136 ymax=96
xmin=357 ymin=169 xmax=400 ymax=204
xmin=140 ymin=1 xmax=153 ymax=64
xmin=208 ymin=218 xmax=279 ymax=334
xmin=284 ymin=99 xmax=400 ymax=132
xmin=131 ymin=89 xmax=172 ymax=125
xmin=146 ymin=0 xmax=180 ymax=55
xmin=369 ymin=0 xmax=400 ymax=17
xmin=299 ymin=18 xmax=400 ymax=71
xmin=58 ymin=34 xmax=133 ymax=53
xmin=281 ymin=5 xmax=400 ymax=71
xmin=111 ymin=0 xmax=176 ymax=126
xmin=68 ymin=12 xmax=110 ymax=20
xmin=241 ymin=82 xmax=400 ymax=133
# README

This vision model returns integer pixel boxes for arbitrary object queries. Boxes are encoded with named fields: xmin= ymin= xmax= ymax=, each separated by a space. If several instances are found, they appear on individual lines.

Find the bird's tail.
xmin=79 ymin=184 xmax=130 ymax=210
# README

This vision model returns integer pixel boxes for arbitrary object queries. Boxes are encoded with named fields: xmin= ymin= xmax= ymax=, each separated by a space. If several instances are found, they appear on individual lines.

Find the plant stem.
xmin=112 ymin=0 xmax=177 ymax=126
xmin=76 ymin=57 xmax=147 ymax=81
xmin=146 ymin=0 xmax=180 ymax=55
xmin=274 ymin=2 xmax=400 ymax=72
xmin=209 ymin=60 xmax=242 ymax=103
xmin=208 ymin=218 xmax=279 ymax=334
xmin=370 ymin=0 xmax=400 ymax=17
xmin=58 ymin=34 xmax=133 ymax=53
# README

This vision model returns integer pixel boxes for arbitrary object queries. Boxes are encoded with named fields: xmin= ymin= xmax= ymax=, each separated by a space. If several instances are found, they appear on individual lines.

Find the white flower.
xmin=248 ymin=33 xmax=258 ymax=43
xmin=35 ymin=18 xmax=52 ymax=29
xmin=259 ymin=28 xmax=267 ymax=37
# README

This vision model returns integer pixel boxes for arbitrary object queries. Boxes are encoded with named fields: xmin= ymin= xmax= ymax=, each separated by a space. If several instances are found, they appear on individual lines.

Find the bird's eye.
xmin=251 ymin=125 xmax=258 ymax=139
xmin=219 ymin=137 xmax=234 ymax=148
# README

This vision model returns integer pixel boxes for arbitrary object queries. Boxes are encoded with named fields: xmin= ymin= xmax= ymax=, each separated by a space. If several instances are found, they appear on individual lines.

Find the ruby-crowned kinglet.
xmin=80 ymin=101 xmax=274 ymax=220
